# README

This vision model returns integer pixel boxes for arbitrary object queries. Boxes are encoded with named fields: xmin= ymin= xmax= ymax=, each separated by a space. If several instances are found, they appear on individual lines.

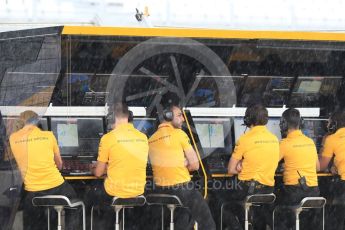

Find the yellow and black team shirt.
xmin=148 ymin=123 xmax=193 ymax=187
xmin=9 ymin=126 xmax=64 ymax=192
xmin=322 ymin=127 xmax=345 ymax=180
xmin=232 ymin=126 xmax=279 ymax=186
xmin=280 ymin=130 xmax=318 ymax=186
xmin=98 ymin=123 xmax=148 ymax=198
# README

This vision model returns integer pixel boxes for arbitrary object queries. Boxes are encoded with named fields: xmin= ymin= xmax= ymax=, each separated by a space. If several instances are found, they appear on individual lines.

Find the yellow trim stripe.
xmin=62 ymin=26 xmax=345 ymax=42
xmin=183 ymin=110 xmax=208 ymax=199
xmin=211 ymin=173 xmax=333 ymax=178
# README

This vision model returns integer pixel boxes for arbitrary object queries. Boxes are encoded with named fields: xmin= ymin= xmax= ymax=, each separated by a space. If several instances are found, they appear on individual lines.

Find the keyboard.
xmin=61 ymin=159 xmax=93 ymax=176
xmin=207 ymin=157 xmax=228 ymax=174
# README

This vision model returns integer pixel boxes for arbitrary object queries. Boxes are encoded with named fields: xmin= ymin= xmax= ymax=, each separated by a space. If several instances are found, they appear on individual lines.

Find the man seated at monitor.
xmin=225 ymin=104 xmax=279 ymax=229
xmin=320 ymin=109 xmax=345 ymax=230
xmin=148 ymin=104 xmax=216 ymax=230
xmin=91 ymin=103 xmax=149 ymax=229
xmin=9 ymin=110 xmax=79 ymax=230
xmin=276 ymin=108 xmax=320 ymax=230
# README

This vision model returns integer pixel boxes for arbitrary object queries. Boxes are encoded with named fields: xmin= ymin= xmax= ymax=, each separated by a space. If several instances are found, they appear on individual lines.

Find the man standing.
xmin=320 ymin=109 xmax=345 ymax=230
xmin=10 ymin=110 xmax=78 ymax=230
xmin=226 ymin=104 xmax=279 ymax=229
xmin=92 ymin=103 xmax=149 ymax=229
xmin=148 ymin=104 xmax=216 ymax=230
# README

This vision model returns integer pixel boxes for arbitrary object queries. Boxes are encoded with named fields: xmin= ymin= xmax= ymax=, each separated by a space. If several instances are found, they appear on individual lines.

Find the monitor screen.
xmin=239 ymin=76 xmax=294 ymax=107
xmin=50 ymin=117 xmax=104 ymax=157
xmin=302 ymin=119 xmax=328 ymax=152
xmin=264 ymin=77 xmax=294 ymax=106
xmin=192 ymin=117 xmax=232 ymax=157
xmin=297 ymin=80 xmax=322 ymax=93
xmin=292 ymin=77 xmax=324 ymax=94
xmin=234 ymin=117 xmax=282 ymax=142
xmin=239 ymin=76 xmax=270 ymax=106
xmin=133 ymin=118 xmax=156 ymax=138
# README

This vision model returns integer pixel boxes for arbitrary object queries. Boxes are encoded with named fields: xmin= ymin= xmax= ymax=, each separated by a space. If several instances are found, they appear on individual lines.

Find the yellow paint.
xmin=211 ymin=173 xmax=333 ymax=177
xmin=62 ymin=26 xmax=345 ymax=42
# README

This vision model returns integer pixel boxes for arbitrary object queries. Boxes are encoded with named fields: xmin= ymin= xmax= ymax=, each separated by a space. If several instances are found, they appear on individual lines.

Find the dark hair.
xmin=245 ymin=104 xmax=268 ymax=126
xmin=282 ymin=108 xmax=301 ymax=129
xmin=113 ymin=102 xmax=129 ymax=118
xmin=330 ymin=109 xmax=345 ymax=130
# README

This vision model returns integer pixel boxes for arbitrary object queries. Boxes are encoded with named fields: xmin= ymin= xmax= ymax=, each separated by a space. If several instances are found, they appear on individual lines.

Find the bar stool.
xmin=90 ymin=195 xmax=146 ymax=230
xmin=273 ymin=197 xmax=326 ymax=230
xmin=220 ymin=193 xmax=276 ymax=230
xmin=32 ymin=195 xmax=86 ymax=230
xmin=146 ymin=194 xmax=183 ymax=230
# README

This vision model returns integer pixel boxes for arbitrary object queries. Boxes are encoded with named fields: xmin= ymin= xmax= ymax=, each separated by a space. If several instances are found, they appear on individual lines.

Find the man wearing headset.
xmin=91 ymin=102 xmax=148 ymax=229
xmin=225 ymin=104 xmax=279 ymax=229
xmin=9 ymin=110 xmax=79 ymax=230
xmin=276 ymin=108 xmax=320 ymax=229
xmin=148 ymin=104 xmax=216 ymax=230
xmin=320 ymin=109 xmax=345 ymax=230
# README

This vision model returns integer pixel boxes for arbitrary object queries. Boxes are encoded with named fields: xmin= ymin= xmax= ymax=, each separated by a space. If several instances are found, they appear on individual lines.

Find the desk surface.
xmin=64 ymin=173 xmax=334 ymax=180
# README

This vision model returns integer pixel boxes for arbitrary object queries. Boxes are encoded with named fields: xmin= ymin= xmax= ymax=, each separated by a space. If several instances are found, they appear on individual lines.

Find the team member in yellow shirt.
xmin=225 ymin=104 xmax=279 ymax=229
xmin=9 ymin=110 xmax=78 ymax=230
xmin=276 ymin=108 xmax=320 ymax=230
xmin=91 ymin=103 xmax=148 ymax=229
xmin=320 ymin=109 xmax=345 ymax=230
xmin=148 ymin=104 xmax=216 ymax=230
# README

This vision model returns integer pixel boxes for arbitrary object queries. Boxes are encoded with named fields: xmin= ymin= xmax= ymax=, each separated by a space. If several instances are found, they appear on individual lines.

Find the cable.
xmin=182 ymin=110 xmax=208 ymax=199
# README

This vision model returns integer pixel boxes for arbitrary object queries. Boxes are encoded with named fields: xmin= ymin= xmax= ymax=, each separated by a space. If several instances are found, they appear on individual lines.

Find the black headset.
xmin=243 ymin=112 xmax=255 ymax=127
xmin=162 ymin=108 xmax=174 ymax=122
xmin=327 ymin=119 xmax=337 ymax=134
xmin=128 ymin=110 xmax=134 ymax=123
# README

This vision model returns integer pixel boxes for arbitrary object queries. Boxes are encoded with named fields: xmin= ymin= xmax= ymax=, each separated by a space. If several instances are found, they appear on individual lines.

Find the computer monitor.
xmin=239 ymin=76 xmax=294 ymax=107
xmin=264 ymin=77 xmax=294 ymax=106
xmin=192 ymin=117 xmax=232 ymax=158
xmin=50 ymin=117 xmax=104 ymax=157
xmin=234 ymin=117 xmax=282 ymax=142
xmin=132 ymin=118 xmax=156 ymax=138
xmin=302 ymin=119 xmax=328 ymax=152
xmin=296 ymin=79 xmax=322 ymax=93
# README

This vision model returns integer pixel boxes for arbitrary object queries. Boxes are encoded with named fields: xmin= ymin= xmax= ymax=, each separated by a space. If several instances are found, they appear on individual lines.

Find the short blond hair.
xmin=20 ymin=110 xmax=39 ymax=125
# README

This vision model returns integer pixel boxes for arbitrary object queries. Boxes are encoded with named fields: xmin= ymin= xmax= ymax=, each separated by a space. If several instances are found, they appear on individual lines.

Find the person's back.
xmin=235 ymin=126 xmax=279 ymax=186
xmin=275 ymin=108 xmax=320 ymax=230
xmin=229 ymin=104 xmax=279 ymax=187
xmin=321 ymin=123 xmax=345 ymax=179
xmin=280 ymin=131 xmax=318 ymax=187
xmin=91 ymin=103 xmax=149 ymax=229
xmin=9 ymin=110 xmax=78 ymax=230
xmin=98 ymin=123 xmax=148 ymax=198
xmin=10 ymin=119 xmax=63 ymax=191
xmin=226 ymin=104 xmax=279 ymax=230
xmin=149 ymin=123 xmax=191 ymax=186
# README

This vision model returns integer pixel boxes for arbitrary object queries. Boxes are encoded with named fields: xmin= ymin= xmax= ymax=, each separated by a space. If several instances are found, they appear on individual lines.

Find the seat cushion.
xmin=146 ymin=194 xmax=182 ymax=206
xmin=111 ymin=196 xmax=146 ymax=207
xmin=32 ymin=195 xmax=72 ymax=206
